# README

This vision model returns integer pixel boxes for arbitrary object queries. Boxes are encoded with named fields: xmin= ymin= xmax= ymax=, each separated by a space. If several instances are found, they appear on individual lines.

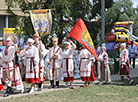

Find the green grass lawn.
xmin=1 ymin=78 xmax=138 ymax=102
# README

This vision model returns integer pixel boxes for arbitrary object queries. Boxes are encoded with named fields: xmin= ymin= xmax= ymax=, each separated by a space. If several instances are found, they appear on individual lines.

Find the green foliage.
xmin=5 ymin=0 xmax=114 ymax=46
xmin=105 ymin=0 xmax=138 ymax=37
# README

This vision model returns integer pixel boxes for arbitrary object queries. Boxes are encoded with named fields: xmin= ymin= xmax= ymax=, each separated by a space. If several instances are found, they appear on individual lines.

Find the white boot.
xmin=29 ymin=86 xmax=34 ymax=93
xmin=41 ymin=84 xmax=43 ymax=89
xmin=21 ymin=88 xmax=24 ymax=93
xmin=34 ymin=85 xmax=38 ymax=91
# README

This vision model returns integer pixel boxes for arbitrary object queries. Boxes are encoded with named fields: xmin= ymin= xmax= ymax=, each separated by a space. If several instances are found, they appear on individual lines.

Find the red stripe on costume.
xmin=4 ymin=46 xmax=9 ymax=56
xmin=0 ymin=80 xmax=3 ymax=91
xmin=63 ymin=58 xmax=74 ymax=82
xmin=26 ymin=78 xmax=40 ymax=84
xmin=64 ymin=77 xmax=74 ymax=82
xmin=123 ymin=51 xmax=126 ymax=63
xmin=12 ymin=65 xmax=21 ymax=87
xmin=66 ymin=58 xmax=70 ymax=78
xmin=30 ymin=58 xmax=35 ymax=73
xmin=81 ymin=77 xmax=91 ymax=81
xmin=52 ymin=58 xmax=56 ymax=79
xmin=11 ymin=81 xmax=21 ymax=86
xmin=90 ymin=65 xmax=95 ymax=81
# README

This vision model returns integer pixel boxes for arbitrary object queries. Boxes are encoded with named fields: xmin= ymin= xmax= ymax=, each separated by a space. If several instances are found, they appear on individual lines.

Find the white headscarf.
xmin=120 ymin=43 xmax=126 ymax=48
xmin=101 ymin=46 xmax=106 ymax=50
xmin=27 ymin=38 xmax=34 ymax=44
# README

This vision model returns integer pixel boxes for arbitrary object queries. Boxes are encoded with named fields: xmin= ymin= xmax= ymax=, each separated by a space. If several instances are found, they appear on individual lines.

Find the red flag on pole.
xmin=68 ymin=18 xmax=98 ymax=60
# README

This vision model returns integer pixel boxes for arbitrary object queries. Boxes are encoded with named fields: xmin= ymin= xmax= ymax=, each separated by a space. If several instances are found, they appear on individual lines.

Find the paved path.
xmin=0 ymin=61 xmax=138 ymax=100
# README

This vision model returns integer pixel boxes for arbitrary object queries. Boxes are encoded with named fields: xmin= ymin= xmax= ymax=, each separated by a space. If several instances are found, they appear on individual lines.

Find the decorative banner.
xmin=30 ymin=9 xmax=52 ymax=36
xmin=3 ymin=28 xmax=16 ymax=38
xmin=68 ymin=18 xmax=98 ymax=60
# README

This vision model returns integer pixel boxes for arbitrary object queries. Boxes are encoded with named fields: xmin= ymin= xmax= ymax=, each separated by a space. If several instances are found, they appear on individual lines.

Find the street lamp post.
xmin=101 ymin=0 xmax=105 ymax=43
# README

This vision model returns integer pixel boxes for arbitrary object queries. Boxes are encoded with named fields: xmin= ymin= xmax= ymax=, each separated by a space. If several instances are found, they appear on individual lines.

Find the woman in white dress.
xmin=19 ymin=38 xmax=39 ymax=93
xmin=97 ymin=46 xmax=111 ymax=85
xmin=79 ymin=48 xmax=95 ymax=87
xmin=62 ymin=40 xmax=76 ymax=86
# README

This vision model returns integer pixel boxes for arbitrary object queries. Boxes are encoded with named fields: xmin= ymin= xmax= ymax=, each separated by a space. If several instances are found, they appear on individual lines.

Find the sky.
xmin=89 ymin=0 xmax=138 ymax=8
xmin=132 ymin=0 xmax=138 ymax=8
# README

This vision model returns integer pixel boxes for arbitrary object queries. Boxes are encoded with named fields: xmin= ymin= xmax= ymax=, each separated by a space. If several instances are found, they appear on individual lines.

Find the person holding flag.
xmin=62 ymin=39 xmax=76 ymax=87
xmin=78 ymin=47 xmax=95 ymax=87
xmin=67 ymin=18 xmax=97 ymax=85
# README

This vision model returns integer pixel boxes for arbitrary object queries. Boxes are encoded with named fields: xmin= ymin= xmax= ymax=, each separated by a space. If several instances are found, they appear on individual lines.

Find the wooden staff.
xmin=46 ymin=36 xmax=69 ymax=67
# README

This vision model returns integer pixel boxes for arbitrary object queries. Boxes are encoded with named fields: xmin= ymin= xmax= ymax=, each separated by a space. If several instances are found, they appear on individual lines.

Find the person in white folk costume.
xmin=0 ymin=53 xmax=3 ymax=91
xmin=62 ymin=39 xmax=76 ymax=87
xmin=33 ymin=33 xmax=48 ymax=91
xmin=118 ymin=43 xmax=133 ymax=85
xmin=98 ymin=46 xmax=111 ymax=85
xmin=19 ymin=38 xmax=39 ymax=93
xmin=1 ymin=37 xmax=24 ymax=97
xmin=78 ymin=47 xmax=96 ymax=87
xmin=47 ymin=37 xmax=62 ymax=88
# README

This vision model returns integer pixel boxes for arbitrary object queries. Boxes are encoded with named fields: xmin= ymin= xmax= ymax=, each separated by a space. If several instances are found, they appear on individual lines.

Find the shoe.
xmin=38 ymin=81 xmax=43 ymax=89
xmin=80 ymin=85 xmax=85 ymax=87
xmin=3 ymin=86 xmax=11 ymax=97
xmin=129 ymin=80 xmax=134 ymax=85
xmin=35 ymin=87 xmax=38 ymax=91
xmin=38 ymin=88 xmax=42 ymax=91
xmin=3 ymin=93 xmax=9 ymax=97
xmin=85 ymin=85 xmax=88 ymax=87
xmin=38 ymin=84 xmax=43 ymax=91
xmin=55 ymin=81 xmax=59 ymax=88
xmin=29 ymin=87 xmax=34 ymax=93
xmin=99 ymin=81 xmax=105 ymax=85
xmin=64 ymin=82 xmax=68 ymax=87
xmin=117 ymin=82 xmax=125 ymax=85
xmin=69 ymin=82 xmax=72 ymax=86
xmin=49 ymin=80 xmax=55 ymax=88
xmin=106 ymin=81 xmax=111 ymax=84
xmin=69 ymin=86 xmax=74 ymax=89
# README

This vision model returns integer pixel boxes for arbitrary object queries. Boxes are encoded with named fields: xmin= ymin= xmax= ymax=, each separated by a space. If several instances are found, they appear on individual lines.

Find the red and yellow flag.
xmin=68 ymin=18 xmax=98 ymax=60
xmin=134 ymin=42 xmax=138 ymax=46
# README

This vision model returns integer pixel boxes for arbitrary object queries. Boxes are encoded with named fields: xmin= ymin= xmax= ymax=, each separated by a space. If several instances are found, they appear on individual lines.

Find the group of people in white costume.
xmin=1 ymin=33 xmax=134 ymax=97
xmin=0 ymin=34 xmax=95 ymax=97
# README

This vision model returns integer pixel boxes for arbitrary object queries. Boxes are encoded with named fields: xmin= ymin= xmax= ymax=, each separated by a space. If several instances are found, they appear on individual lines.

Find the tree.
xmin=105 ymin=0 xmax=138 ymax=37
xmin=5 ymin=0 xmax=114 ymax=45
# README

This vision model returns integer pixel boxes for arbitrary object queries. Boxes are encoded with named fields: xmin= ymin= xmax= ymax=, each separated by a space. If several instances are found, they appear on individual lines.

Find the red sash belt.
xmin=52 ymin=58 xmax=57 ymax=79
xmin=64 ymin=58 xmax=72 ymax=78
xmin=27 ymin=57 xmax=35 ymax=73
xmin=3 ymin=61 xmax=13 ymax=81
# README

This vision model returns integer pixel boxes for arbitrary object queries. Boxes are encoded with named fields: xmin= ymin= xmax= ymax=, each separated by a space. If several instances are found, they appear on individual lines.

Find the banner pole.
xmin=24 ymin=8 xmax=55 ymax=13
